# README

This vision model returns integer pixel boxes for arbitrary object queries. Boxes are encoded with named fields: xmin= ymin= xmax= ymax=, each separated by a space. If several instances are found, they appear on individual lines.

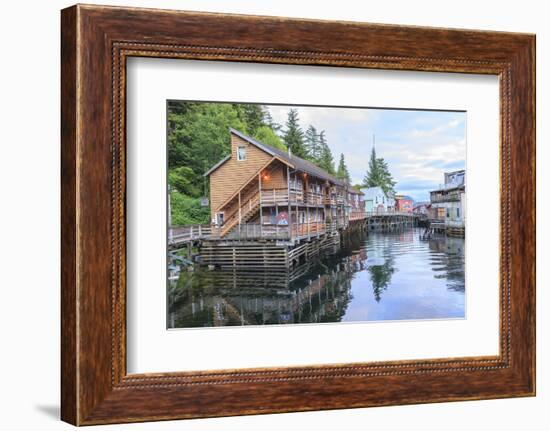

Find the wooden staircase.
xmin=220 ymin=190 xmax=260 ymax=238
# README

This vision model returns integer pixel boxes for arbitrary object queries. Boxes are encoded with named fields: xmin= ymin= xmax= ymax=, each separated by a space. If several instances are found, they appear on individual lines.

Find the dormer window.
xmin=237 ymin=145 xmax=247 ymax=161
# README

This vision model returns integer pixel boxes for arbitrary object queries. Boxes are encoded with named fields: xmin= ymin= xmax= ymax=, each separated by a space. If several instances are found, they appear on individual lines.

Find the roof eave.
xmin=203 ymin=155 xmax=231 ymax=177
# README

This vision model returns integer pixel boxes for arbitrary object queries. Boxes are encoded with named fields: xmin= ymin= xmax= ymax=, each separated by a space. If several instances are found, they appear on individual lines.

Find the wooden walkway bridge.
xmin=364 ymin=211 xmax=417 ymax=230
xmin=169 ymin=211 xmax=419 ymax=249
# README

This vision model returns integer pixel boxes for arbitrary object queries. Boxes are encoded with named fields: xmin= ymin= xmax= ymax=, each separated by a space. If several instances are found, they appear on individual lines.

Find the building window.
xmin=446 ymin=208 xmax=450 ymax=218
xmin=457 ymin=208 xmax=460 ymax=218
xmin=237 ymin=145 xmax=247 ymax=161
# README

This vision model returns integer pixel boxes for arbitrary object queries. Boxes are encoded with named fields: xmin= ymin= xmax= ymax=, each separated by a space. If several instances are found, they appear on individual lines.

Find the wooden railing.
xmin=324 ymin=195 xmax=345 ymax=205
xmin=305 ymin=191 xmax=324 ymax=206
xmin=260 ymin=188 xmax=304 ymax=205
xmin=171 ymin=217 xmax=349 ymax=244
xmin=221 ymin=191 xmax=260 ymax=236
xmin=260 ymin=189 xmax=352 ymax=207
xmin=365 ymin=210 xmax=414 ymax=217
xmin=349 ymin=211 xmax=367 ymax=221
xmin=170 ymin=225 xmax=220 ymax=244
xmin=223 ymin=221 xmax=327 ymax=240
xmin=291 ymin=222 xmax=326 ymax=238
xmin=430 ymin=192 xmax=462 ymax=203
xmin=224 ymin=223 xmax=290 ymax=240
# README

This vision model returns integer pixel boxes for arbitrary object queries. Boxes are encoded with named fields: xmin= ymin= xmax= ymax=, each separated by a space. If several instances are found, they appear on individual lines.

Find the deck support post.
xmin=307 ymin=206 xmax=310 ymax=239
xmin=258 ymin=173 xmax=262 ymax=237
xmin=238 ymin=191 xmax=242 ymax=237
xmin=287 ymin=166 xmax=292 ymax=240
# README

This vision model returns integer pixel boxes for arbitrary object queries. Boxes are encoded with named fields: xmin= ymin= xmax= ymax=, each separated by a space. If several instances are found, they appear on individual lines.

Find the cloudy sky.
xmin=266 ymin=105 xmax=466 ymax=203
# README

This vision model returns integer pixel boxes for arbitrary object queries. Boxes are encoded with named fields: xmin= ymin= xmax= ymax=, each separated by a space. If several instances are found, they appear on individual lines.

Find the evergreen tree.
xmin=283 ymin=109 xmax=308 ymax=158
xmin=263 ymin=108 xmax=282 ymax=134
xmin=317 ymin=130 xmax=335 ymax=175
xmin=376 ymin=158 xmax=396 ymax=195
xmin=235 ymin=103 xmax=265 ymax=135
xmin=363 ymin=147 xmax=382 ymax=187
xmin=336 ymin=153 xmax=351 ymax=184
xmin=362 ymin=147 xmax=396 ymax=195
xmin=304 ymin=125 xmax=321 ymax=162
xmin=253 ymin=126 xmax=286 ymax=151
xmin=368 ymin=258 xmax=395 ymax=302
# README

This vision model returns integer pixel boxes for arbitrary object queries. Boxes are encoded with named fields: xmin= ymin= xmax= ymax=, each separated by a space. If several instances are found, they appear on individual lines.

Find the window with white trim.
xmin=237 ymin=145 xmax=247 ymax=161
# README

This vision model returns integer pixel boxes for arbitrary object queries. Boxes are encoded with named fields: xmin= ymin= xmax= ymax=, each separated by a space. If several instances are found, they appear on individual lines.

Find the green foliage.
xmin=263 ymin=109 xmax=282 ymax=133
xmin=317 ymin=130 xmax=335 ymax=175
xmin=283 ymin=109 xmax=308 ymax=159
xmin=304 ymin=125 xmax=321 ymax=162
xmin=168 ymin=166 xmax=201 ymax=196
xmin=253 ymin=126 xmax=286 ymax=151
xmin=368 ymin=258 xmax=396 ymax=302
xmin=336 ymin=153 xmax=351 ymax=184
xmin=362 ymin=147 xmax=396 ymax=195
xmin=234 ymin=104 xmax=265 ymax=135
xmin=170 ymin=190 xmax=210 ymax=225
xmin=168 ymin=102 xmax=248 ymax=173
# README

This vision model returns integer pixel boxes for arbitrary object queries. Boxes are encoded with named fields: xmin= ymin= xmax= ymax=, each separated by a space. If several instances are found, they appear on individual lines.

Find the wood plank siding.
xmin=261 ymin=160 xmax=287 ymax=190
xmin=209 ymin=134 xmax=273 ymax=214
xmin=205 ymin=129 xmax=366 ymax=239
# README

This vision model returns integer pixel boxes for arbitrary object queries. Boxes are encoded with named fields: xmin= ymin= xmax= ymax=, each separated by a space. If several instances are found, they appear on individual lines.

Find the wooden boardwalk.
xmin=169 ymin=211 xmax=419 ymax=270
xmin=420 ymin=219 xmax=465 ymax=239
xmin=363 ymin=211 xmax=417 ymax=231
xmin=169 ymin=211 xmax=416 ymax=248
xmin=169 ymin=223 xmax=332 ymax=249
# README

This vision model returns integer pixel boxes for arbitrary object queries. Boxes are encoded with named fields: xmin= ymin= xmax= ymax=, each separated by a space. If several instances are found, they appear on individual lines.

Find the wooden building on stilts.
xmin=201 ymin=128 xmax=366 ymax=270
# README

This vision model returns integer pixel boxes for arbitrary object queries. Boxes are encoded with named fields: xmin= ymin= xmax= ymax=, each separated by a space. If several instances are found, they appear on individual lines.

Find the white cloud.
xmin=266 ymin=105 xmax=377 ymax=133
xmin=264 ymin=105 xmax=465 ymax=201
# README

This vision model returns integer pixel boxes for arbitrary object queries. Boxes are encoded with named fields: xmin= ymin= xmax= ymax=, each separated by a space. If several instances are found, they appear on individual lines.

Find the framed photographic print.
xmin=61 ymin=4 xmax=535 ymax=425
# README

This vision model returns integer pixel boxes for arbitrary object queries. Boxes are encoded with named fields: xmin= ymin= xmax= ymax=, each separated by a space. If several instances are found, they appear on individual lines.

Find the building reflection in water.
xmin=168 ymin=228 xmax=465 ymax=328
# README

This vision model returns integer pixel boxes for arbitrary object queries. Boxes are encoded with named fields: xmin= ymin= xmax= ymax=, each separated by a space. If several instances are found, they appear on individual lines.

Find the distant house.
xmin=360 ymin=186 xmax=391 ymax=214
xmin=386 ymin=192 xmax=396 ymax=212
xmin=395 ymin=195 xmax=414 ymax=213
xmin=413 ymin=202 xmax=430 ymax=215
xmin=347 ymin=187 xmax=366 ymax=221
xmin=429 ymin=169 xmax=466 ymax=233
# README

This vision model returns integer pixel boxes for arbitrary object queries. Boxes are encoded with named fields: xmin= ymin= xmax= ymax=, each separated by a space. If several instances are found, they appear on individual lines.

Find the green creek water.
xmin=167 ymin=228 xmax=465 ymax=328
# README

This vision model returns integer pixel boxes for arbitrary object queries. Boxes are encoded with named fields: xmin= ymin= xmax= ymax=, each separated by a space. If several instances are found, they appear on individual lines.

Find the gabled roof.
xmin=204 ymin=128 xmax=346 ymax=186
xmin=360 ymin=186 xmax=384 ymax=200
xmin=203 ymin=155 xmax=231 ymax=177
